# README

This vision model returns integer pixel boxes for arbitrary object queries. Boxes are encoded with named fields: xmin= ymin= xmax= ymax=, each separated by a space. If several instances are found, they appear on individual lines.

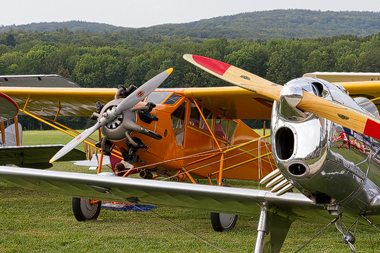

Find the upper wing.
xmin=0 ymin=145 xmax=86 ymax=169
xmin=181 ymin=86 xmax=273 ymax=119
xmin=0 ymin=166 xmax=328 ymax=222
xmin=0 ymin=75 xmax=274 ymax=119
xmin=0 ymin=75 xmax=80 ymax=87
xmin=0 ymin=86 xmax=116 ymax=117
xmin=0 ymin=74 xmax=117 ymax=117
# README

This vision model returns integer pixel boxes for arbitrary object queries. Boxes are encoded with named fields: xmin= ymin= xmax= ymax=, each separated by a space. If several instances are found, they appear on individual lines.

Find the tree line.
xmin=1 ymin=30 xmax=380 ymax=129
xmin=2 ymin=10 xmax=380 ymax=40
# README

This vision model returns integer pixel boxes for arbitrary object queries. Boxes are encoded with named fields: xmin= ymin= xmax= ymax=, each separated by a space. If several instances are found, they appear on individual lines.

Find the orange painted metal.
xmin=97 ymin=150 xmax=104 ymax=174
xmin=108 ymin=91 xmax=275 ymax=182
xmin=14 ymin=116 xmax=20 ymax=146
xmin=122 ymin=165 xmax=135 ymax=177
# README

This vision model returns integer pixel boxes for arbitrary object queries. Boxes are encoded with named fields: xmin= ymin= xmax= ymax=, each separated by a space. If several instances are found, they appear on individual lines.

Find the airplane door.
xmin=171 ymin=101 xmax=187 ymax=146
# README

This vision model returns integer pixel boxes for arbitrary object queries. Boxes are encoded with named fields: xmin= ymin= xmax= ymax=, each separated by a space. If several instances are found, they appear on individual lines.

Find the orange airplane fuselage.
xmin=108 ymin=90 xmax=275 ymax=181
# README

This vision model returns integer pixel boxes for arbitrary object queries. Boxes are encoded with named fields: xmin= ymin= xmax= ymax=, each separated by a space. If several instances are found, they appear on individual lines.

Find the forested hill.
xmin=1 ymin=9 xmax=380 ymax=40
xmin=0 ymin=21 xmax=131 ymax=33
xmin=141 ymin=10 xmax=380 ymax=40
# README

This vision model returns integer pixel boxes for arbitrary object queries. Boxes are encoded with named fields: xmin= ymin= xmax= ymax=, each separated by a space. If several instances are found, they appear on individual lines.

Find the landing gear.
xmin=210 ymin=212 xmax=238 ymax=232
xmin=72 ymin=197 xmax=101 ymax=221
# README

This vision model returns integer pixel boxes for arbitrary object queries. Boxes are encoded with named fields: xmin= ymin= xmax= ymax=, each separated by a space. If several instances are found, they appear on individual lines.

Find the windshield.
xmin=146 ymin=92 xmax=172 ymax=104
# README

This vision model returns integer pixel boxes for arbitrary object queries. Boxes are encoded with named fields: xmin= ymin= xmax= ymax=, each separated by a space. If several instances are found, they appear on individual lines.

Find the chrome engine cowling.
xmin=272 ymin=77 xmax=380 ymax=213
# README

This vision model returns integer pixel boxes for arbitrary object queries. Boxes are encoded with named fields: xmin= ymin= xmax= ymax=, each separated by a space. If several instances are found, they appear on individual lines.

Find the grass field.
xmin=0 ymin=130 xmax=379 ymax=252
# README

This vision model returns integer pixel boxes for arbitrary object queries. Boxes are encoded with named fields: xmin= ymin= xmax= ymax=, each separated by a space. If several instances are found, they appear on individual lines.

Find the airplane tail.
xmin=0 ymin=123 xmax=22 ymax=147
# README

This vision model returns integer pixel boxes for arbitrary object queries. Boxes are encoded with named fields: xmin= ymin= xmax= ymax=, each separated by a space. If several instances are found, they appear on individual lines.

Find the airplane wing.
xmin=0 ymin=86 xmax=116 ymax=117
xmin=180 ymin=86 xmax=272 ymax=119
xmin=0 ymin=75 xmax=273 ymax=120
xmin=0 ymin=166 xmax=329 ymax=222
xmin=0 ymin=145 xmax=86 ymax=168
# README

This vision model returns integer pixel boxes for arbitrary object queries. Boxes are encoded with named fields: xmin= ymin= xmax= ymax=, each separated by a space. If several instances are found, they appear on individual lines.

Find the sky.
xmin=1 ymin=0 xmax=380 ymax=28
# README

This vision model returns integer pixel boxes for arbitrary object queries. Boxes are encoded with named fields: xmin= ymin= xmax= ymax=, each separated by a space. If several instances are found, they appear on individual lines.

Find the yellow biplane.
xmin=0 ymin=70 xmax=275 ymax=231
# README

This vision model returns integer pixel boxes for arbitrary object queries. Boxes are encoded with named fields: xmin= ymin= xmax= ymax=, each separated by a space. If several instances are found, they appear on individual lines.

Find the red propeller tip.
xmin=364 ymin=118 xmax=380 ymax=139
xmin=192 ymin=55 xmax=231 ymax=76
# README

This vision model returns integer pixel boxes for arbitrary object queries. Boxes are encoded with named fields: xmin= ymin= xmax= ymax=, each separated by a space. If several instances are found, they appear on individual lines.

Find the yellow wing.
xmin=0 ymin=75 xmax=116 ymax=117
xmin=0 ymin=86 xmax=116 ymax=117
xmin=181 ymin=86 xmax=273 ymax=119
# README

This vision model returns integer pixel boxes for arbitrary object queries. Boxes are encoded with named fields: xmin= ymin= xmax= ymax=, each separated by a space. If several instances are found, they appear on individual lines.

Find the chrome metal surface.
xmin=254 ymin=205 xmax=268 ymax=253
xmin=272 ymin=77 xmax=380 ymax=216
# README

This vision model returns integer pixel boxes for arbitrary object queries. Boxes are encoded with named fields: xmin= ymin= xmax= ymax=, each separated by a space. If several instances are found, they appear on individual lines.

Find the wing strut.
xmin=254 ymin=204 xmax=292 ymax=253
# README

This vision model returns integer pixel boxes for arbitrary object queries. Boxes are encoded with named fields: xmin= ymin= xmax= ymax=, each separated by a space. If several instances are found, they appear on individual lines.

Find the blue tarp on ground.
xmin=101 ymin=202 xmax=157 ymax=212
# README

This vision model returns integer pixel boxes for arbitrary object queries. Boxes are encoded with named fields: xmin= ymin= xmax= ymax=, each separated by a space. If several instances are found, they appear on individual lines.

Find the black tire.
xmin=72 ymin=197 xmax=101 ymax=221
xmin=210 ymin=212 xmax=238 ymax=232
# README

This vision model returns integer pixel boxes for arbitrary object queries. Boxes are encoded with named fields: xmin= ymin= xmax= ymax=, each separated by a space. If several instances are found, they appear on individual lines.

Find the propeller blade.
xmin=184 ymin=54 xmax=380 ymax=140
xmin=49 ymin=122 xmax=100 ymax=163
xmin=183 ymin=54 xmax=282 ymax=101
xmin=298 ymin=91 xmax=380 ymax=139
xmin=335 ymin=222 xmax=344 ymax=234
xmin=348 ymin=242 xmax=356 ymax=253
xmin=115 ymin=68 xmax=173 ymax=114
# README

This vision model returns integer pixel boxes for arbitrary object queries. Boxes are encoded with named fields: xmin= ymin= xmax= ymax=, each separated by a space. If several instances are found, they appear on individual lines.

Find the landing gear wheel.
xmin=72 ymin=197 xmax=101 ymax=221
xmin=210 ymin=212 xmax=238 ymax=232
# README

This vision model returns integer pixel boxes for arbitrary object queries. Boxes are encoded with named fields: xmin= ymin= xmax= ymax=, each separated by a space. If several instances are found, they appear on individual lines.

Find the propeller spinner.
xmin=50 ymin=68 xmax=173 ymax=163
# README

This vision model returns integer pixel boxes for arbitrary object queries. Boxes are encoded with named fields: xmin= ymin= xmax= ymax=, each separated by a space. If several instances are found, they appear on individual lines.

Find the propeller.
xmin=335 ymin=222 xmax=356 ymax=253
xmin=50 ymin=68 xmax=173 ymax=163
xmin=183 ymin=54 xmax=380 ymax=140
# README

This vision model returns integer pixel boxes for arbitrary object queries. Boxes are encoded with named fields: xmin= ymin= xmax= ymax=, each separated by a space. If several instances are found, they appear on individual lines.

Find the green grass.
xmin=1 ymin=130 xmax=379 ymax=252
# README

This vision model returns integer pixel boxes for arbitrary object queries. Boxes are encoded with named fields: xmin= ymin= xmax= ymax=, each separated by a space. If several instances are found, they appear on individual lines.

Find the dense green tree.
xmin=5 ymin=34 xmax=16 ymax=47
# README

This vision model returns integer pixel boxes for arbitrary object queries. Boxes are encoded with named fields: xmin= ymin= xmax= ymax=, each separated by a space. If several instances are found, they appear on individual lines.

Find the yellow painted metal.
xmin=22 ymin=95 xmax=31 ymax=111
xmin=0 ymin=87 xmax=117 ymax=96
xmin=183 ymin=86 xmax=272 ymax=120
xmin=166 ymin=68 xmax=173 ymax=75
xmin=54 ymin=107 xmax=62 ymax=122
xmin=211 ymin=152 xmax=272 ymax=176
xmin=20 ymin=109 xmax=98 ymax=148
xmin=224 ymin=134 xmax=270 ymax=154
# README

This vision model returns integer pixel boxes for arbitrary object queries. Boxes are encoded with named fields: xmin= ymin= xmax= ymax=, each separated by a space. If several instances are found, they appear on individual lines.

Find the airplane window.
xmin=189 ymin=103 xmax=200 ymax=128
xmin=215 ymin=116 xmax=227 ymax=139
xmin=200 ymin=107 xmax=214 ymax=133
xmin=146 ymin=92 xmax=171 ymax=104
xmin=228 ymin=120 xmax=238 ymax=141
xmin=164 ymin=94 xmax=181 ymax=105
xmin=171 ymin=101 xmax=187 ymax=146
